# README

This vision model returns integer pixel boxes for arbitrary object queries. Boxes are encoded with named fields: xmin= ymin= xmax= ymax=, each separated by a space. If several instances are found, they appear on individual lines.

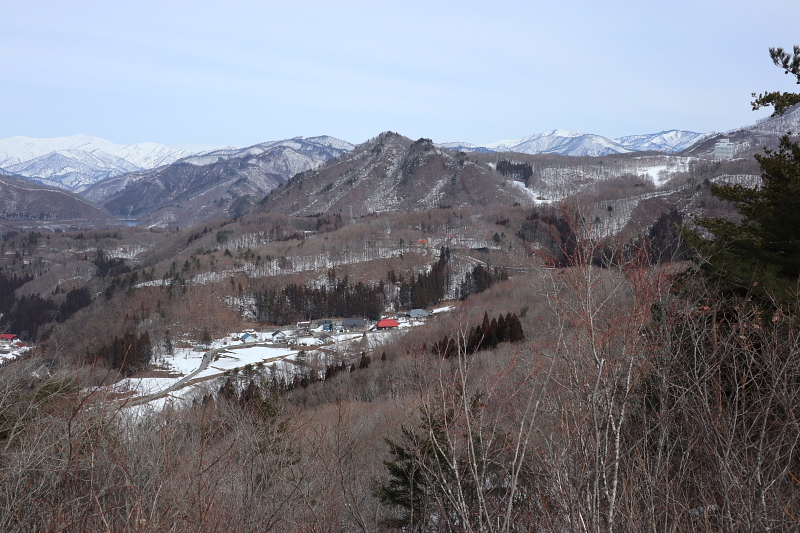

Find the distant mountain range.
xmin=3 ymin=106 xmax=799 ymax=231
xmin=0 ymin=128 xmax=708 ymax=194
xmin=83 ymin=136 xmax=354 ymax=227
xmin=0 ymin=134 xmax=192 ymax=191
xmin=438 ymin=129 xmax=709 ymax=157
xmin=0 ymin=128 xmax=710 ymax=195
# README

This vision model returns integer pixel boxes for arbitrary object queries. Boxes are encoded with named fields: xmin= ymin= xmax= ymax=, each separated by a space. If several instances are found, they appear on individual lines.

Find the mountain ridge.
xmin=84 ymin=136 xmax=355 ymax=227
xmin=0 ymin=173 xmax=120 ymax=230
xmin=0 ymin=134 xmax=193 ymax=192
xmin=256 ymin=132 xmax=528 ymax=217
xmin=437 ymin=129 xmax=708 ymax=156
xmin=0 ymin=126 xmax=708 ymax=193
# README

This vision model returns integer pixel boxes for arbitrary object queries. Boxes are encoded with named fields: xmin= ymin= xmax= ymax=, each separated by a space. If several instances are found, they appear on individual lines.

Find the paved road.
xmin=125 ymin=341 xmax=301 ymax=407
xmin=126 ymin=345 xmax=225 ymax=407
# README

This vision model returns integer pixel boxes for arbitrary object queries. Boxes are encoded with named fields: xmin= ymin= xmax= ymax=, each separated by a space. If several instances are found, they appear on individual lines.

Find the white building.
xmin=715 ymin=138 xmax=735 ymax=159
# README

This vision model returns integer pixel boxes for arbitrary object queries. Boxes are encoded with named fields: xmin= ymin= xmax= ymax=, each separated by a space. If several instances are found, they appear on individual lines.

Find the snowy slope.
xmin=435 ymin=142 xmax=495 ymax=153
xmin=0 ymin=134 xmax=192 ymax=191
xmin=438 ymin=129 xmax=709 ymax=156
xmin=615 ymin=130 xmax=709 ymax=153
xmin=3 ymin=148 xmax=146 ymax=189
xmin=181 ymin=136 xmax=354 ymax=167
xmin=87 ymin=136 xmax=354 ymax=226
xmin=484 ymin=130 xmax=631 ymax=156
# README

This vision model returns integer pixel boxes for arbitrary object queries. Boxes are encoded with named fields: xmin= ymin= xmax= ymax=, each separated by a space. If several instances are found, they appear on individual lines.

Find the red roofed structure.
xmin=0 ymin=334 xmax=16 ymax=341
xmin=376 ymin=319 xmax=399 ymax=329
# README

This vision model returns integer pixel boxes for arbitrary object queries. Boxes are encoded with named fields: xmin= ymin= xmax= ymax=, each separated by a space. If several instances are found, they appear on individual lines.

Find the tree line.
xmin=1 ymin=269 xmax=92 ymax=341
xmin=431 ymin=311 xmax=524 ymax=357
xmin=254 ymin=276 xmax=384 ymax=324
xmin=88 ymin=330 xmax=153 ymax=376
xmin=392 ymin=247 xmax=451 ymax=310
xmin=458 ymin=263 xmax=508 ymax=300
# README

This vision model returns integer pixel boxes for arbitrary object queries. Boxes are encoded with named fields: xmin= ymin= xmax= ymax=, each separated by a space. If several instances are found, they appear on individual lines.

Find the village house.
xmin=342 ymin=318 xmax=368 ymax=331
xmin=376 ymin=318 xmax=399 ymax=330
xmin=240 ymin=333 xmax=257 ymax=343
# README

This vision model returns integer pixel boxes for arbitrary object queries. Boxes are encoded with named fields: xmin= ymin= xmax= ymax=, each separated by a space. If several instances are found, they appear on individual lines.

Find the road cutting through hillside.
xmin=125 ymin=342 xmax=293 ymax=406
xmin=125 ymin=344 xmax=224 ymax=406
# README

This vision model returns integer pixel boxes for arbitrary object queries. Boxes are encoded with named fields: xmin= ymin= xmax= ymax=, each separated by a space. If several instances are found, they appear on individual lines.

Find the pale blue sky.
xmin=2 ymin=0 xmax=798 ymax=147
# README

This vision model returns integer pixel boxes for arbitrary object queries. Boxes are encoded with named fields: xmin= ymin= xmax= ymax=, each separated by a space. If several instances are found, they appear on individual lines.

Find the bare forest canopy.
xmin=1 ymin=46 xmax=800 ymax=533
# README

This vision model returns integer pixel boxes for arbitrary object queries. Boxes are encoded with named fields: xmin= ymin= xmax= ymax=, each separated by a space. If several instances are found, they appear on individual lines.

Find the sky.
xmin=2 ymin=0 xmax=799 ymax=149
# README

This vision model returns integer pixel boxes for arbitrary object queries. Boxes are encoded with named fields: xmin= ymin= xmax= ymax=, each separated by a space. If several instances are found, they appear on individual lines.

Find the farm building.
xmin=317 ymin=319 xmax=334 ymax=331
xmin=376 ymin=318 xmax=399 ymax=329
xmin=342 ymin=318 xmax=368 ymax=330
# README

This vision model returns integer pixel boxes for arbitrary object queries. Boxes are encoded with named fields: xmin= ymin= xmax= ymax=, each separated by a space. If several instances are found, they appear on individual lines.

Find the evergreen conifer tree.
xmin=693 ymin=45 xmax=800 ymax=307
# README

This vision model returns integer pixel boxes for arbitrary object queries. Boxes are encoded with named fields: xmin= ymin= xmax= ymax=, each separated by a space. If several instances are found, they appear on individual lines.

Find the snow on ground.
xmin=107 ymin=244 xmax=150 ymax=260
xmin=193 ymin=345 xmax=296 ymax=380
xmin=295 ymin=336 xmax=325 ymax=347
xmin=636 ymin=158 xmax=691 ymax=186
xmin=127 ymin=381 xmax=207 ymax=414
xmin=331 ymin=333 xmax=365 ymax=343
xmin=0 ymin=345 xmax=29 ymax=362
xmin=116 ymin=342 xmax=297 ymax=403
xmin=161 ymin=347 xmax=206 ymax=375
xmin=507 ymin=180 xmax=552 ymax=203
xmin=638 ymin=165 xmax=670 ymax=185
xmin=432 ymin=305 xmax=455 ymax=314
xmin=116 ymin=316 xmax=440 ymax=409
xmin=116 ymin=377 xmax=178 ymax=397
xmin=712 ymin=174 xmax=761 ymax=188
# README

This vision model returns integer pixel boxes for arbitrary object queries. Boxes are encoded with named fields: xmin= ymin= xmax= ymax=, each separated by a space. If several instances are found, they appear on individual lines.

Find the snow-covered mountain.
xmin=484 ymin=130 xmax=631 ymax=157
xmin=0 ymin=134 xmax=192 ymax=191
xmin=179 ymin=136 xmax=351 ymax=167
xmin=683 ymin=104 xmax=800 ymax=158
xmin=438 ymin=129 xmax=707 ymax=157
xmin=256 ymin=133 xmax=523 ymax=217
xmin=614 ymin=130 xmax=709 ymax=153
xmin=84 ymin=135 xmax=355 ymax=227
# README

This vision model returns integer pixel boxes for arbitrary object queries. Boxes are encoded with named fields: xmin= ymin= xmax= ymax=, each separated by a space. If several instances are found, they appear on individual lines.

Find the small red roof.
xmin=0 ymin=334 xmax=16 ymax=340
xmin=376 ymin=319 xmax=399 ymax=329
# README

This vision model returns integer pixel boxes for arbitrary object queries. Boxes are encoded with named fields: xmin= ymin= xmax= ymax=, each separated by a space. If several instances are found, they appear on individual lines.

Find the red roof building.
xmin=376 ymin=319 xmax=399 ymax=329
xmin=0 ymin=334 xmax=16 ymax=341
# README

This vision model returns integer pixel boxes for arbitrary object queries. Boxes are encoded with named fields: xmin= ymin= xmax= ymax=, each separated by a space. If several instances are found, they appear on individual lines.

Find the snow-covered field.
xmin=194 ymin=345 xmax=296 ymax=380
xmin=0 ymin=344 xmax=29 ymax=363
xmin=114 ymin=340 xmax=298 ymax=407
xmin=116 ymin=321 xmax=429 ymax=409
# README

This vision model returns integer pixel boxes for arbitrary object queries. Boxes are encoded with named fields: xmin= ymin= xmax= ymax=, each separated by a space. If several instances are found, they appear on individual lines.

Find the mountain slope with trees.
xmin=691 ymin=46 xmax=800 ymax=307
xmin=0 ymin=174 xmax=120 ymax=230
xmin=0 ymin=45 xmax=799 ymax=533
xmin=257 ymin=132 xmax=529 ymax=216
xmin=83 ymin=136 xmax=354 ymax=227
xmin=0 ymin=134 xmax=192 ymax=191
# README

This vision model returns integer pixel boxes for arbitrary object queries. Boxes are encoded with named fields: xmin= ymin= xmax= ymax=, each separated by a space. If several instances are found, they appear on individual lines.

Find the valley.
xmin=0 ymin=104 xmax=798 ymax=532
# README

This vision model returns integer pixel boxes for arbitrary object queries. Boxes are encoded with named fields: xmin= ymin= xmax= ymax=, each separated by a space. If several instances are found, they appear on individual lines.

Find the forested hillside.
xmin=0 ymin=46 xmax=799 ymax=533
